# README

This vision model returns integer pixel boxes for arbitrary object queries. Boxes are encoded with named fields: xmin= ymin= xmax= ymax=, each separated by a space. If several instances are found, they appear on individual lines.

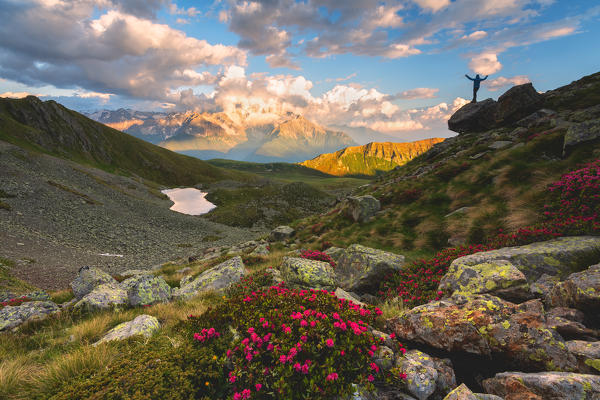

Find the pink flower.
xmin=326 ymin=338 xmax=334 ymax=347
xmin=326 ymin=372 xmax=339 ymax=381
xmin=301 ymin=363 xmax=310 ymax=374
xmin=367 ymin=374 xmax=374 ymax=382
xmin=255 ymin=383 xmax=262 ymax=391
xmin=279 ymin=355 xmax=287 ymax=363
xmin=228 ymin=372 xmax=237 ymax=384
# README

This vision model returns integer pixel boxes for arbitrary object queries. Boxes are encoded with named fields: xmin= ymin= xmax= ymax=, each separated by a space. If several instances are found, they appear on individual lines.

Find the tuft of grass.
xmin=0 ymin=357 xmax=35 ymax=399
xmin=49 ymin=289 xmax=74 ymax=305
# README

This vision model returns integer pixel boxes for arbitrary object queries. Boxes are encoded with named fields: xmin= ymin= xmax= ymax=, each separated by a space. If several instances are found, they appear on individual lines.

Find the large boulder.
xmin=0 ymin=301 xmax=59 ymax=331
xmin=563 ymin=119 xmax=600 ymax=157
xmin=396 ymin=350 xmax=456 ymax=400
xmin=280 ymin=257 xmax=335 ymax=290
xmin=173 ymin=256 xmax=246 ymax=300
xmin=270 ymin=226 xmax=296 ymax=241
xmin=566 ymin=341 xmax=600 ymax=374
xmin=388 ymin=294 xmax=577 ymax=372
xmin=482 ymin=372 xmax=600 ymax=400
xmin=120 ymin=275 xmax=172 ymax=306
xmin=336 ymin=244 xmax=405 ymax=292
xmin=548 ymin=263 xmax=600 ymax=312
xmin=439 ymin=260 xmax=530 ymax=302
xmin=496 ymin=83 xmax=544 ymax=124
xmin=73 ymin=283 xmax=128 ymax=312
xmin=344 ymin=195 xmax=381 ymax=223
xmin=448 ymin=99 xmax=499 ymax=134
xmin=71 ymin=266 xmax=118 ymax=299
xmin=94 ymin=315 xmax=161 ymax=345
xmin=442 ymin=384 xmax=477 ymax=400
xmin=545 ymin=307 xmax=598 ymax=340
xmin=449 ymin=236 xmax=600 ymax=282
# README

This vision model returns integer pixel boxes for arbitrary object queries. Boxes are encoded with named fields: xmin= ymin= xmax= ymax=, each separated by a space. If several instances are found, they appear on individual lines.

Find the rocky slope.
xmin=299 ymin=138 xmax=445 ymax=176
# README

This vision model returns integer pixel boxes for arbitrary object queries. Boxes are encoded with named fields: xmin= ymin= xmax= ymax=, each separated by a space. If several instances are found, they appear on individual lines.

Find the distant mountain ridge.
xmin=86 ymin=110 xmax=356 ymax=162
xmin=299 ymin=138 xmax=445 ymax=176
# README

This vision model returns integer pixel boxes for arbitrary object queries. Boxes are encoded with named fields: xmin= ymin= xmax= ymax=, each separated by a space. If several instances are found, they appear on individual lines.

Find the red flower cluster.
xmin=300 ymin=250 xmax=336 ymax=268
xmin=0 ymin=296 xmax=30 ymax=309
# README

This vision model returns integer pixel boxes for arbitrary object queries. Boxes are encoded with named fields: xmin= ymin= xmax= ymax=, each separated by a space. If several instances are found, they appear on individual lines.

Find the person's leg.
xmin=473 ymin=87 xmax=478 ymax=103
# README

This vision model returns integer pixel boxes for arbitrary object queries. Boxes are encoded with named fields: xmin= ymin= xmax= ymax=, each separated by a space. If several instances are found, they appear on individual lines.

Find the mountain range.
xmin=299 ymin=138 xmax=445 ymax=176
xmin=86 ymin=110 xmax=356 ymax=163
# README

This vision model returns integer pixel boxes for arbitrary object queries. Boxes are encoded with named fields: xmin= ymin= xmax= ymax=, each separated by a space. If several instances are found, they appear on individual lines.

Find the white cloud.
xmin=461 ymin=30 xmax=488 ymax=41
xmin=412 ymin=0 xmax=451 ymax=13
xmin=485 ymin=75 xmax=531 ymax=91
xmin=468 ymin=52 xmax=503 ymax=75
xmin=0 ymin=91 xmax=43 ymax=98
xmin=398 ymin=88 xmax=439 ymax=99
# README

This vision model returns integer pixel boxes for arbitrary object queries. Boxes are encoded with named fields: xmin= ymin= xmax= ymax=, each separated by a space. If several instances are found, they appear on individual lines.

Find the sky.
xmin=0 ymin=0 xmax=599 ymax=142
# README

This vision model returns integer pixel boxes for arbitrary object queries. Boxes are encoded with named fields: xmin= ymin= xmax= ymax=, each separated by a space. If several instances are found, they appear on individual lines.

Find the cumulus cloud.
xmin=461 ymin=30 xmax=488 ymax=41
xmin=0 ymin=1 xmax=245 ymax=101
xmin=485 ymin=75 xmax=531 ymax=91
xmin=412 ymin=0 xmax=451 ymax=13
xmin=468 ymin=52 xmax=503 ymax=75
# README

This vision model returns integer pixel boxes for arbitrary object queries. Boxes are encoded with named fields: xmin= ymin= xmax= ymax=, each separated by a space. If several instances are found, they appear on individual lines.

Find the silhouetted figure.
xmin=465 ymin=74 xmax=488 ymax=103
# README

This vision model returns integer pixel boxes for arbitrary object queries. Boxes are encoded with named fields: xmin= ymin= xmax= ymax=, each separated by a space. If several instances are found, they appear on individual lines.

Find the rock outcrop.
xmin=120 ymin=275 xmax=172 ymax=306
xmin=0 ymin=301 xmax=59 ymax=331
xmin=94 ymin=314 xmax=161 ymax=345
xmin=343 ymin=195 xmax=381 ymax=223
xmin=482 ymin=371 xmax=600 ymax=400
xmin=173 ymin=256 xmax=246 ymax=299
xmin=336 ymin=244 xmax=405 ymax=292
xmin=270 ymin=226 xmax=296 ymax=241
xmin=71 ymin=266 xmax=118 ymax=299
xmin=280 ymin=257 xmax=336 ymax=290
xmin=73 ymin=283 xmax=128 ymax=311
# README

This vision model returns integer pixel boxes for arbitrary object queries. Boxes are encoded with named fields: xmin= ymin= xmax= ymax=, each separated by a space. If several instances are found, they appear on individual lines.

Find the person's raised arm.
xmin=481 ymin=75 xmax=488 ymax=81
xmin=465 ymin=74 xmax=474 ymax=81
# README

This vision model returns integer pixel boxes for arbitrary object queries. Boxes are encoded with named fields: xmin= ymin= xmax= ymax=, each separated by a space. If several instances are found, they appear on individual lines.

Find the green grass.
xmin=0 ymin=257 xmax=37 ymax=296
xmin=207 ymin=158 xmax=371 ymax=193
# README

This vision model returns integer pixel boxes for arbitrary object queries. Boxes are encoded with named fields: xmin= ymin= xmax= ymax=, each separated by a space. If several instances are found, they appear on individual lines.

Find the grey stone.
xmin=95 ymin=314 xmax=160 ymax=345
xmin=488 ymin=141 xmax=513 ymax=150
xmin=270 ymin=226 xmax=296 ymax=241
xmin=0 ymin=301 xmax=59 ymax=331
xmin=336 ymin=244 xmax=405 ymax=292
xmin=280 ymin=257 xmax=335 ymax=290
xmin=323 ymin=246 xmax=345 ymax=262
xmin=71 ymin=266 xmax=118 ymax=299
xmin=120 ymin=274 xmax=172 ymax=306
xmin=566 ymin=340 xmax=600 ymax=374
xmin=173 ymin=256 xmax=246 ymax=299
xmin=397 ymin=350 xmax=457 ymax=400
xmin=73 ymin=283 xmax=128 ymax=312
xmin=482 ymin=372 xmax=600 ymax=400
xmin=334 ymin=287 xmax=365 ymax=307
xmin=344 ymin=195 xmax=380 ymax=223
xmin=563 ymin=118 xmax=600 ymax=156
xmin=448 ymin=99 xmax=499 ymax=134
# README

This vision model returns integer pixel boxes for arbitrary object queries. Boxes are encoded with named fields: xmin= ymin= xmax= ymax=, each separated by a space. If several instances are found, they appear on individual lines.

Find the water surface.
xmin=161 ymin=188 xmax=216 ymax=215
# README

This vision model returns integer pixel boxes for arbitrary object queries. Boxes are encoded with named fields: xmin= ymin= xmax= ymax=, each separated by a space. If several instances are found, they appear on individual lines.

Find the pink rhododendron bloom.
xmin=255 ymin=383 xmax=262 ymax=391
xmin=367 ymin=374 xmax=374 ymax=382
xmin=326 ymin=338 xmax=334 ymax=347
xmin=326 ymin=372 xmax=339 ymax=381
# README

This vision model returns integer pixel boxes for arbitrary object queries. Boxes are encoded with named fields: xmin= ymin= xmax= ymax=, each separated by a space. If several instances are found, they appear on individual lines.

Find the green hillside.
xmin=0 ymin=96 xmax=253 ymax=187
xmin=299 ymin=138 xmax=445 ymax=176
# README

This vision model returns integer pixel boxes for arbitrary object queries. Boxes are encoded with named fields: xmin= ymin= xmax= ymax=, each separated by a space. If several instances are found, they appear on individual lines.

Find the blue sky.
xmin=0 ymin=0 xmax=599 ymax=142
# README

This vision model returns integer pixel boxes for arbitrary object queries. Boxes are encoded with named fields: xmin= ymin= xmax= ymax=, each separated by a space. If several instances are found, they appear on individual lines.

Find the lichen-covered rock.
xmin=264 ymin=267 xmax=283 ymax=285
xmin=323 ymin=246 xmax=345 ymax=262
xmin=439 ymin=260 xmax=530 ymax=302
xmin=563 ymin=118 xmax=600 ymax=156
xmin=0 ymin=301 xmax=59 ymax=331
xmin=482 ymin=372 xmax=600 ymax=400
xmin=71 ymin=266 xmax=118 ymax=299
xmin=173 ymin=256 xmax=246 ymax=300
xmin=545 ymin=307 xmax=598 ymax=340
xmin=270 ymin=225 xmax=296 ymax=241
xmin=530 ymin=273 xmax=559 ymax=304
xmin=344 ymin=195 xmax=381 ymax=223
xmin=73 ymin=283 xmax=128 ymax=312
xmin=396 ymin=350 xmax=457 ymax=400
xmin=334 ymin=287 xmax=365 ymax=307
xmin=94 ymin=315 xmax=160 ymax=345
xmin=120 ymin=275 xmax=171 ymax=306
xmin=388 ymin=294 xmax=577 ymax=372
xmin=442 ymin=384 xmax=478 ymax=400
xmin=250 ymin=243 xmax=270 ymax=256
xmin=280 ymin=257 xmax=335 ymax=290
xmin=548 ymin=263 xmax=600 ymax=311
xmin=566 ymin=341 xmax=600 ymax=374
xmin=336 ymin=244 xmax=405 ymax=292
xmin=23 ymin=290 xmax=51 ymax=301
xmin=450 ymin=236 xmax=600 ymax=281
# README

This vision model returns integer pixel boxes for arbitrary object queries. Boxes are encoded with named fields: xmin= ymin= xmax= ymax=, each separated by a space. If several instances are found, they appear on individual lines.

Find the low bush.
xmin=380 ymin=159 xmax=600 ymax=307
xmin=300 ymin=250 xmax=335 ymax=268
xmin=186 ymin=275 xmax=406 ymax=399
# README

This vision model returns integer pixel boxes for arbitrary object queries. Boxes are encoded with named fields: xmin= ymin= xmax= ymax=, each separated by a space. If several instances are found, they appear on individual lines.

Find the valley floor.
xmin=0 ymin=140 xmax=263 ymax=290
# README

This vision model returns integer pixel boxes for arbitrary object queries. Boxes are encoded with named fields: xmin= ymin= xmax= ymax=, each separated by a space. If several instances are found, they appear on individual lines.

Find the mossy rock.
xmin=173 ymin=256 xmax=245 ymax=300
xmin=121 ymin=275 xmax=172 ymax=306
xmin=336 ymin=244 xmax=405 ymax=292
xmin=482 ymin=371 xmax=600 ymax=399
xmin=95 ymin=314 xmax=161 ymax=345
xmin=71 ymin=266 xmax=118 ymax=299
xmin=73 ymin=283 xmax=128 ymax=312
xmin=0 ymin=300 xmax=59 ymax=331
xmin=280 ymin=257 xmax=336 ymax=290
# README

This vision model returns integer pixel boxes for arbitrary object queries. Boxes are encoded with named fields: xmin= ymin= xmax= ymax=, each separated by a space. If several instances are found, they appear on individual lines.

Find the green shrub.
xmin=186 ymin=276 xmax=406 ymax=399
xmin=48 ymin=336 xmax=228 ymax=400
